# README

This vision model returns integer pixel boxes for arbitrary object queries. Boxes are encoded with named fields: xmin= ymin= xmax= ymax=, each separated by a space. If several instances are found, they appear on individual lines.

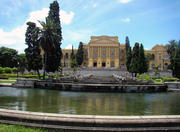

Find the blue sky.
xmin=0 ymin=0 xmax=179 ymax=53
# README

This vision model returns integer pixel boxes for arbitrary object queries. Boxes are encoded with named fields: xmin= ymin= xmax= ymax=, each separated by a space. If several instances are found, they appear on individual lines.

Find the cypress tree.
xmin=139 ymin=44 xmax=148 ymax=74
xmin=126 ymin=47 xmax=132 ymax=72
xmin=46 ymin=0 xmax=62 ymax=72
xmin=129 ymin=43 xmax=140 ymax=77
xmin=25 ymin=22 xmax=42 ymax=79
xmin=76 ymin=42 xmax=84 ymax=66
xmin=71 ymin=46 xmax=77 ymax=68
xmin=173 ymin=41 xmax=180 ymax=78
xmin=125 ymin=36 xmax=130 ymax=55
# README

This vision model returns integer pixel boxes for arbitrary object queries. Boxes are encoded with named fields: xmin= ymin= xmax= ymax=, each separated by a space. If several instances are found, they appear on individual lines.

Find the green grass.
xmin=0 ymin=124 xmax=83 ymax=132
xmin=0 ymin=124 xmax=48 ymax=132
xmin=0 ymin=80 xmax=16 ymax=83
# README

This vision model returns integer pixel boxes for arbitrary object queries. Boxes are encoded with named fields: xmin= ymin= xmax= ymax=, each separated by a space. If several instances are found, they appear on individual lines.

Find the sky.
xmin=0 ymin=0 xmax=180 ymax=53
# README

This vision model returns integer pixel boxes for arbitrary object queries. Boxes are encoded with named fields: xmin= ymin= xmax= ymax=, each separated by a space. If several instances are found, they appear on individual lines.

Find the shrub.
xmin=0 ymin=67 xmax=4 ymax=74
xmin=153 ymin=79 xmax=163 ymax=84
xmin=144 ymin=74 xmax=150 ymax=81
xmin=12 ymin=67 xmax=18 ymax=73
xmin=137 ymin=74 xmax=143 ymax=80
xmin=22 ymin=75 xmax=38 ymax=78
xmin=162 ymin=77 xmax=179 ymax=82
xmin=4 ymin=67 xmax=12 ymax=73
xmin=0 ymin=75 xmax=8 ymax=79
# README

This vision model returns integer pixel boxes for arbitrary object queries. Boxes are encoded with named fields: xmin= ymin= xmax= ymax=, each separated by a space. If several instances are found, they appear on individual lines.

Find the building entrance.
xmin=102 ymin=62 xmax=106 ymax=67
xmin=93 ymin=62 xmax=97 ymax=67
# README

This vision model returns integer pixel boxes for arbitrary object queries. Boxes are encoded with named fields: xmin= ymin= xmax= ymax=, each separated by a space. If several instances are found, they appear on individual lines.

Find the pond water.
xmin=0 ymin=87 xmax=180 ymax=115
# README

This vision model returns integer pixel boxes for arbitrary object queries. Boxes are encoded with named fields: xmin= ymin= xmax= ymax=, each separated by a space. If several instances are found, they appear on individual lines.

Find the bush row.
xmin=137 ymin=74 xmax=179 ymax=83
xmin=0 ymin=67 xmax=18 ymax=74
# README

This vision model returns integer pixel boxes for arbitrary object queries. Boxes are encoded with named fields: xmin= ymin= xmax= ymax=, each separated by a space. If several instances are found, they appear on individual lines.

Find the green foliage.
xmin=162 ymin=77 xmax=179 ymax=82
xmin=173 ymin=42 xmax=180 ymax=78
xmin=12 ymin=67 xmax=18 ymax=73
xmin=166 ymin=40 xmax=179 ymax=76
xmin=17 ymin=53 xmax=27 ymax=74
xmin=137 ymin=74 xmax=150 ymax=81
xmin=0 ymin=67 xmax=4 ymax=73
xmin=76 ymin=42 xmax=84 ymax=66
xmin=125 ymin=36 xmax=130 ymax=55
xmin=0 ymin=75 xmax=8 ymax=79
xmin=137 ymin=74 xmax=143 ymax=79
xmin=71 ymin=58 xmax=78 ymax=68
xmin=144 ymin=74 xmax=150 ymax=81
xmin=25 ymin=22 xmax=42 ymax=79
xmin=126 ymin=47 xmax=132 ymax=72
xmin=0 ymin=123 xmax=48 ymax=132
xmin=46 ymin=0 xmax=62 ymax=72
xmin=0 ymin=46 xmax=18 ymax=68
xmin=139 ymin=44 xmax=148 ymax=74
xmin=129 ymin=42 xmax=140 ymax=76
xmin=39 ymin=18 xmax=60 ymax=74
xmin=153 ymin=79 xmax=163 ymax=84
xmin=4 ymin=67 xmax=12 ymax=73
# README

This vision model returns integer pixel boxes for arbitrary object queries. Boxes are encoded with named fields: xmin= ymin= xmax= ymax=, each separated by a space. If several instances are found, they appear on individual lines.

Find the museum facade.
xmin=61 ymin=36 xmax=170 ymax=70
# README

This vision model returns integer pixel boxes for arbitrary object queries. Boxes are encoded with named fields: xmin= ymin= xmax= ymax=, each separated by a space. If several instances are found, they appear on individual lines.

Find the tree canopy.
xmin=125 ymin=36 xmax=130 ymax=55
xmin=46 ymin=0 xmax=62 ymax=72
xmin=24 ymin=22 xmax=42 ymax=79
xmin=39 ymin=18 xmax=60 ymax=79
xmin=126 ymin=47 xmax=132 ymax=72
xmin=0 ymin=46 xmax=18 ymax=68
xmin=76 ymin=42 xmax=84 ymax=66
xmin=128 ymin=43 xmax=148 ymax=76
xmin=166 ymin=40 xmax=179 ymax=76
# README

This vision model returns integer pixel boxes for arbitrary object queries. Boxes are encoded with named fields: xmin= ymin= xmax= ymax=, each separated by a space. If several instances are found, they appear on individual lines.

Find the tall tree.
xmin=17 ymin=53 xmax=27 ymax=74
xmin=0 ymin=46 xmax=18 ymax=68
xmin=47 ymin=0 xmax=62 ymax=72
xmin=25 ymin=22 xmax=42 ymax=79
xmin=71 ymin=46 xmax=77 ymax=68
xmin=129 ymin=43 xmax=140 ymax=77
xmin=76 ymin=42 xmax=84 ymax=66
xmin=126 ymin=47 xmax=132 ymax=72
xmin=173 ymin=41 xmax=180 ymax=78
xmin=39 ymin=18 xmax=59 ymax=78
xmin=166 ymin=40 xmax=178 ymax=76
xmin=139 ymin=44 xmax=148 ymax=74
xmin=125 ymin=36 xmax=130 ymax=55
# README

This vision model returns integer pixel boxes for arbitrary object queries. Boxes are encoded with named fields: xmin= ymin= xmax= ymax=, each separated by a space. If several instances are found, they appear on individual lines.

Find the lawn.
xmin=0 ymin=124 xmax=83 ymax=132
xmin=0 ymin=124 xmax=48 ymax=132
xmin=0 ymin=80 xmax=16 ymax=83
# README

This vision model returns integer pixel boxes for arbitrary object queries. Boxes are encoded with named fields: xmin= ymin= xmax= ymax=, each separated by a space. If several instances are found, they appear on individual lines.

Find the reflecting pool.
xmin=0 ymin=87 xmax=180 ymax=115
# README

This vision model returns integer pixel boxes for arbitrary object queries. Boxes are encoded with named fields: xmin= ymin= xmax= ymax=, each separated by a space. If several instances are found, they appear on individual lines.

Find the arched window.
xmin=152 ymin=54 xmax=155 ymax=60
xmin=65 ymin=53 xmax=68 ymax=59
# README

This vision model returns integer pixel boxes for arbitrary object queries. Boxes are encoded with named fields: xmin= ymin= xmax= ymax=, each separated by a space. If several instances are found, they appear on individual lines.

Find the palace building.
xmin=61 ymin=36 xmax=170 ymax=70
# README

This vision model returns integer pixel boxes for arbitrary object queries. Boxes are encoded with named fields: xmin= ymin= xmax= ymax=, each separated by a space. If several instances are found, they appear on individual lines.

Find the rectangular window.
xmin=110 ymin=48 xmax=115 ymax=58
xmin=93 ymin=48 xmax=98 ymax=58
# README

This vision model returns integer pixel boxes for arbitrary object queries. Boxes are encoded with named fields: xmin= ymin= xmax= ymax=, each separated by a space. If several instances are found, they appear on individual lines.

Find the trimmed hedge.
xmin=0 ymin=75 xmax=8 ymax=79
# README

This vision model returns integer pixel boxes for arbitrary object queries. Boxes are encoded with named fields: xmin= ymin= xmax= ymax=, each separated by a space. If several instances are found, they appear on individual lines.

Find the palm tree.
xmin=39 ymin=18 xmax=60 ymax=79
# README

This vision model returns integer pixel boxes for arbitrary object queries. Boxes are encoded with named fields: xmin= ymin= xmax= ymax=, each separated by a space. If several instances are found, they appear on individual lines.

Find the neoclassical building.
xmin=61 ymin=36 xmax=170 ymax=70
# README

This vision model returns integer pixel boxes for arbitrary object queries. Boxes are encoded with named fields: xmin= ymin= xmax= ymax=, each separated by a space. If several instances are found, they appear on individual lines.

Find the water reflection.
xmin=0 ymin=87 xmax=180 ymax=115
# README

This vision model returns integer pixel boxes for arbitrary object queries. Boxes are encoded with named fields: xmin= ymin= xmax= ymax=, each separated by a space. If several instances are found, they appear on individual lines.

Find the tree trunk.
xmin=37 ymin=70 xmax=41 ymax=80
xmin=135 ymin=73 xmax=137 ymax=77
xmin=43 ymin=53 xmax=47 ymax=80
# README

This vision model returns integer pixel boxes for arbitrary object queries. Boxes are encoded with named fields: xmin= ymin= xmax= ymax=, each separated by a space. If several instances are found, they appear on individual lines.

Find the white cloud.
xmin=0 ymin=8 xmax=75 ymax=53
xmin=93 ymin=3 xmax=98 ymax=8
xmin=118 ymin=0 xmax=132 ymax=4
xmin=121 ymin=18 xmax=131 ymax=23
xmin=65 ymin=44 xmax=73 ymax=49
xmin=27 ymin=8 xmax=74 ymax=26
xmin=60 ymin=10 xmax=74 ymax=25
